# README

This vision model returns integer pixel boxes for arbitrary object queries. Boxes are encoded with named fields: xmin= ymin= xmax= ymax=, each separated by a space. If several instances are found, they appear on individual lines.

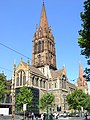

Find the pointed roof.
xmin=77 ymin=63 xmax=85 ymax=85
xmin=79 ymin=63 xmax=83 ymax=77
xmin=62 ymin=65 xmax=66 ymax=75
xmin=17 ymin=60 xmax=46 ymax=78
xmin=77 ymin=64 xmax=88 ymax=94
xmin=40 ymin=2 xmax=49 ymax=30
xmin=50 ymin=69 xmax=62 ymax=78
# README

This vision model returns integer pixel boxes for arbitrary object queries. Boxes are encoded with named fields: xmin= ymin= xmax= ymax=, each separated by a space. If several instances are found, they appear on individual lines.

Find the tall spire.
xmin=79 ymin=63 xmax=83 ymax=77
xmin=32 ymin=1 xmax=57 ymax=70
xmin=40 ymin=2 xmax=49 ymax=30
xmin=77 ymin=63 xmax=88 ymax=94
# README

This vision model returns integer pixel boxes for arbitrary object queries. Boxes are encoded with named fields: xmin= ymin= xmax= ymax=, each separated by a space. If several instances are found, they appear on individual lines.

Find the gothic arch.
xmin=16 ymin=70 xmax=26 ymax=86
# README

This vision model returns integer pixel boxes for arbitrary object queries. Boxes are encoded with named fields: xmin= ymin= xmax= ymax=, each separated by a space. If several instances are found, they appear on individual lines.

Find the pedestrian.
xmin=31 ymin=112 xmax=34 ymax=120
xmin=85 ymin=112 xmax=88 ymax=120
xmin=41 ymin=113 xmax=44 ymax=120
xmin=28 ymin=112 xmax=32 ymax=120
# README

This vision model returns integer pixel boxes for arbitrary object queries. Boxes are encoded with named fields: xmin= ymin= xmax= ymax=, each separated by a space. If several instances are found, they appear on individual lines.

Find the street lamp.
xmin=12 ymin=64 xmax=16 ymax=120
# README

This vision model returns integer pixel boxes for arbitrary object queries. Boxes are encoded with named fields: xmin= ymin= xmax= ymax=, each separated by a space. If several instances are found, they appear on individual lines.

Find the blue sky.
xmin=0 ymin=0 xmax=89 ymax=92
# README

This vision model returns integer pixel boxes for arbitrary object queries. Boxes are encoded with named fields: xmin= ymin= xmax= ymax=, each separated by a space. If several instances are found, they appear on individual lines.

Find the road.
xmin=0 ymin=114 xmax=23 ymax=120
xmin=0 ymin=116 xmax=90 ymax=120
xmin=58 ymin=116 xmax=90 ymax=120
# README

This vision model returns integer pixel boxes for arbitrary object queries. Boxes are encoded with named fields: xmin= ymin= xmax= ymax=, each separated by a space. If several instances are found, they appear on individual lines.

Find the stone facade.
xmin=13 ymin=60 xmax=76 ymax=114
xmin=12 ymin=2 xmax=76 ymax=114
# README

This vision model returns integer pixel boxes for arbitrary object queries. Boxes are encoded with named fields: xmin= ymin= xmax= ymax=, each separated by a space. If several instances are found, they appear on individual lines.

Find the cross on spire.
xmin=43 ymin=0 xmax=44 ymax=4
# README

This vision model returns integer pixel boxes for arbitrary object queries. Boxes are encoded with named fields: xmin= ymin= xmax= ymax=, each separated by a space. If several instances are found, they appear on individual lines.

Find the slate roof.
xmin=29 ymin=65 xmax=46 ymax=77
xmin=50 ymin=69 xmax=63 ymax=78
xmin=21 ymin=61 xmax=46 ymax=78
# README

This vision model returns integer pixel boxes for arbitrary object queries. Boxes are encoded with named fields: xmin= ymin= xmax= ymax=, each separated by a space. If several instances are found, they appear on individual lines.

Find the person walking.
xmin=28 ymin=112 xmax=32 ymax=120
xmin=84 ymin=112 xmax=88 ymax=120
xmin=31 ymin=112 xmax=34 ymax=120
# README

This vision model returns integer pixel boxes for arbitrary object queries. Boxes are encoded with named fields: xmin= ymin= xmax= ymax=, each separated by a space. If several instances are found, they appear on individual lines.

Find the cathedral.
xmin=12 ymin=2 xmax=88 ymax=114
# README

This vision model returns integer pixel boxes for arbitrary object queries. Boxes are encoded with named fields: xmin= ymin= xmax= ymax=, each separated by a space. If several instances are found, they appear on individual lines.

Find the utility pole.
xmin=12 ymin=63 xmax=16 ymax=120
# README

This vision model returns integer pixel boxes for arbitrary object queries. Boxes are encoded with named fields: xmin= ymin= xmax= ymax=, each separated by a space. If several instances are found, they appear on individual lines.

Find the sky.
xmin=0 ymin=0 xmax=89 ymax=92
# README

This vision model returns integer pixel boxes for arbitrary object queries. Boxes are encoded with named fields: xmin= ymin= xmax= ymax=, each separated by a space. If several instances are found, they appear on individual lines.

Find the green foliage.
xmin=66 ymin=89 xmax=88 ymax=110
xmin=0 ymin=73 xmax=7 ymax=102
xmin=78 ymin=0 xmax=90 ymax=62
xmin=83 ymin=95 xmax=90 ymax=110
xmin=0 ymin=73 xmax=6 ymax=81
xmin=15 ymin=86 xmax=33 ymax=112
xmin=84 ymin=68 xmax=90 ymax=81
xmin=39 ymin=92 xmax=55 ymax=111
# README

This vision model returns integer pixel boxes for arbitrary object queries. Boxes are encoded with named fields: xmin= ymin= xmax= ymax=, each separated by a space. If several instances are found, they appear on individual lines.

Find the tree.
xmin=78 ymin=0 xmax=90 ymax=61
xmin=39 ymin=92 xmax=55 ymax=113
xmin=83 ymin=67 xmax=90 ymax=81
xmin=78 ymin=0 xmax=90 ymax=81
xmin=15 ymin=86 xmax=33 ymax=112
xmin=0 ymin=73 xmax=7 ymax=103
xmin=83 ymin=94 xmax=90 ymax=111
xmin=66 ymin=89 xmax=88 ymax=110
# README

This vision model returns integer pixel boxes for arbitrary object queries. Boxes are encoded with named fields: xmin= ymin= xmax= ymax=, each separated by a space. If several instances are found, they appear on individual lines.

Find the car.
xmin=63 ymin=112 xmax=67 ymax=117
xmin=59 ymin=113 xmax=63 ymax=117
xmin=0 ymin=114 xmax=4 ymax=116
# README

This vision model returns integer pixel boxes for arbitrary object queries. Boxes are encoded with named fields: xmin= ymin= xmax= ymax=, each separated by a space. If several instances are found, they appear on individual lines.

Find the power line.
xmin=0 ymin=42 xmax=32 ymax=60
xmin=0 ymin=66 xmax=12 ymax=73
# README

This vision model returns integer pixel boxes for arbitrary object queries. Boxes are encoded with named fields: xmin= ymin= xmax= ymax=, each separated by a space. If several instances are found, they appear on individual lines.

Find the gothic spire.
xmin=40 ymin=2 xmax=49 ymax=30
xmin=79 ymin=63 xmax=83 ymax=78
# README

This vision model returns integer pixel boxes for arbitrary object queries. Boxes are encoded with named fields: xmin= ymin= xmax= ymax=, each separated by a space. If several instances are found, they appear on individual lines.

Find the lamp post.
xmin=12 ymin=64 xmax=16 ymax=120
xmin=46 ymin=99 xmax=49 ymax=120
xmin=23 ymin=104 xmax=27 ymax=120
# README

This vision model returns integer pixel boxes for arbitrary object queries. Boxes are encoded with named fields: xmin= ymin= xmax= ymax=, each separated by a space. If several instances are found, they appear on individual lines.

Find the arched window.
xmin=42 ymin=41 xmax=44 ymax=52
xmin=43 ymin=81 xmax=45 ymax=88
xmin=16 ymin=74 xmax=19 ymax=86
xmin=36 ymin=78 xmax=38 ymax=86
xmin=48 ymin=41 xmax=50 ymax=50
xmin=34 ymin=43 xmax=37 ymax=53
xmin=23 ymin=73 xmax=26 ymax=85
xmin=51 ymin=54 xmax=53 ymax=64
xmin=32 ymin=77 xmax=34 ymax=85
xmin=38 ymin=41 xmax=41 ymax=53
xmin=52 ymin=44 xmax=54 ymax=53
xmin=62 ymin=75 xmax=66 ymax=89
xmin=50 ymin=42 xmax=51 ymax=50
xmin=38 ymin=54 xmax=41 ymax=64
xmin=20 ymin=71 xmax=22 ymax=86
xmin=40 ymin=79 xmax=42 ymax=88
xmin=55 ymin=82 xmax=57 ymax=88
xmin=16 ymin=70 xmax=26 ymax=86
xmin=49 ymin=83 xmax=51 ymax=89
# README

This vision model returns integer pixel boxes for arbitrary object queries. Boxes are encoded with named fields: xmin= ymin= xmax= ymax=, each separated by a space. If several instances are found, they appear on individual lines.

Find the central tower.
xmin=32 ymin=2 xmax=57 ymax=76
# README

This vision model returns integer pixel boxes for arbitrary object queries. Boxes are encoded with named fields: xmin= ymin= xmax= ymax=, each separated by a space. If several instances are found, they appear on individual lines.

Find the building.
xmin=12 ymin=2 xmax=76 ymax=114
xmin=0 ymin=72 xmax=12 ymax=114
xmin=77 ymin=64 xmax=88 ymax=94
